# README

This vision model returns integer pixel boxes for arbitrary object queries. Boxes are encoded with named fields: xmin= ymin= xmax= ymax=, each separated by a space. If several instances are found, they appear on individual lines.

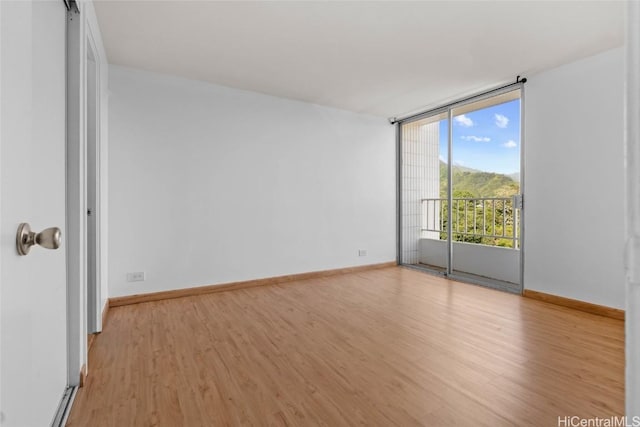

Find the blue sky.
xmin=439 ymin=99 xmax=520 ymax=175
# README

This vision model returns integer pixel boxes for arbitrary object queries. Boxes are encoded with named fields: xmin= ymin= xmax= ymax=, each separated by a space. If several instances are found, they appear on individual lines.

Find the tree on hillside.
xmin=437 ymin=163 xmax=520 ymax=248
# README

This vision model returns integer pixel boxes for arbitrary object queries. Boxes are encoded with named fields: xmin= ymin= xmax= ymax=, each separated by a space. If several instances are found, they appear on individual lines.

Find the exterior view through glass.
xmin=399 ymin=88 xmax=522 ymax=292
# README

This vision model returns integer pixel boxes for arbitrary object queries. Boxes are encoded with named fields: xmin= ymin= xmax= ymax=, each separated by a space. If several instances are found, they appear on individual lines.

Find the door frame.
xmin=66 ymin=0 xmax=106 ymax=376
xmin=626 ymin=0 xmax=640 ymax=416
xmin=0 ymin=0 xmax=3 ymax=417
xmin=66 ymin=0 xmax=86 ymax=389
xmin=85 ymin=10 xmax=103 ymax=335
xmin=66 ymin=0 xmax=106 ymax=385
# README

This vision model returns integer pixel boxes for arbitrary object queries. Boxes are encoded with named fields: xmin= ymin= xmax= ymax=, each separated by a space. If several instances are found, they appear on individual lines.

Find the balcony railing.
xmin=421 ymin=197 xmax=520 ymax=248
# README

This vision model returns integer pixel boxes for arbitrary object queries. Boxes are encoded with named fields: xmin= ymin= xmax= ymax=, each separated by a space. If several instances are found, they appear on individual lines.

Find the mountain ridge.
xmin=439 ymin=161 xmax=520 ymax=197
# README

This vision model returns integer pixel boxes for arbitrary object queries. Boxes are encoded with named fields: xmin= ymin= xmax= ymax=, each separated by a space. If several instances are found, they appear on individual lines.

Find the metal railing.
xmin=421 ymin=197 xmax=520 ymax=248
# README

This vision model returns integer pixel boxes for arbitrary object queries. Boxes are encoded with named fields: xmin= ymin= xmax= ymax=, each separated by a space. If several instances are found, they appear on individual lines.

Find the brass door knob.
xmin=16 ymin=223 xmax=62 ymax=256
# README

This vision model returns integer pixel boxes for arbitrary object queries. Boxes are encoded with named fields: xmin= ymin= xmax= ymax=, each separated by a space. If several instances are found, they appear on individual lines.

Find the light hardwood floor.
xmin=67 ymin=267 xmax=624 ymax=426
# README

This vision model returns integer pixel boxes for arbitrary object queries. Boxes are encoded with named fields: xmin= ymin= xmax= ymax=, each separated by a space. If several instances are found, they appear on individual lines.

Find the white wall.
xmin=108 ymin=66 xmax=395 ymax=298
xmin=524 ymin=47 xmax=625 ymax=309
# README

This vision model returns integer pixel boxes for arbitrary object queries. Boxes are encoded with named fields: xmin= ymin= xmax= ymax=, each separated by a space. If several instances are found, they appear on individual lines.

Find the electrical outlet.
xmin=358 ymin=249 xmax=367 ymax=257
xmin=127 ymin=272 xmax=145 ymax=282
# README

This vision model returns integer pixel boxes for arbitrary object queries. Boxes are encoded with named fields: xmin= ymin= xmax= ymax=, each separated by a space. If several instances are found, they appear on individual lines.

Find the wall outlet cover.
xmin=127 ymin=272 xmax=145 ymax=282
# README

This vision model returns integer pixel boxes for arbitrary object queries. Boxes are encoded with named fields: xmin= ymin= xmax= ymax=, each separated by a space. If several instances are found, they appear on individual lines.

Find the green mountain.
xmin=439 ymin=161 xmax=519 ymax=198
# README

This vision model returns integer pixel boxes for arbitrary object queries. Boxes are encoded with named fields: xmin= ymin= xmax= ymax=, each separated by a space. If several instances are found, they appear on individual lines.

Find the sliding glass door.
xmin=398 ymin=87 xmax=523 ymax=293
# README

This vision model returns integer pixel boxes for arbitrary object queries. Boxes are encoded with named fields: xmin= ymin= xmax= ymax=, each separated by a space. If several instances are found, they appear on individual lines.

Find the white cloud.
xmin=454 ymin=114 xmax=473 ymax=127
xmin=461 ymin=135 xmax=491 ymax=142
xmin=503 ymin=140 xmax=517 ymax=148
xmin=439 ymin=155 xmax=447 ymax=163
xmin=495 ymin=114 xmax=509 ymax=128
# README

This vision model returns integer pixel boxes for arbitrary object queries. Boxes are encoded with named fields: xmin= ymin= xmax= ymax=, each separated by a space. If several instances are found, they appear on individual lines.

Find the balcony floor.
xmin=67 ymin=266 xmax=624 ymax=426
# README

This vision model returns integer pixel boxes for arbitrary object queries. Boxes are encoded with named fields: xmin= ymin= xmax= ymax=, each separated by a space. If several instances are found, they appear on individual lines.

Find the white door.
xmin=1 ymin=1 xmax=69 ymax=425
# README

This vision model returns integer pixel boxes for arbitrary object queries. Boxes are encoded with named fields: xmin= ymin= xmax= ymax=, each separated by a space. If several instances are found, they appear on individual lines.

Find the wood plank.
xmin=109 ymin=261 xmax=397 ymax=307
xmin=523 ymin=289 xmax=624 ymax=320
xmin=67 ymin=267 xmax=624 ymax=426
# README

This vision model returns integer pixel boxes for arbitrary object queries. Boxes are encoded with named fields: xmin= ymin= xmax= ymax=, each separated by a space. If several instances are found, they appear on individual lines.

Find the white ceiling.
xmin=93 ymin=1 xmax=624 ymax=118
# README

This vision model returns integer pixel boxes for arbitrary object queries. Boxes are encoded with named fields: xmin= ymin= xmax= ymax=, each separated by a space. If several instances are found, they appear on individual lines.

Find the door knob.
xmin=16 ymin=223 xmax=62 ymax=256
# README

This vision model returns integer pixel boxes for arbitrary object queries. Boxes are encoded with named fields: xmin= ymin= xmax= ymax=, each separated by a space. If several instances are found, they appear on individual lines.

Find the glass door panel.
xmin=449 ymin=90 xmax=522 ymax=289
